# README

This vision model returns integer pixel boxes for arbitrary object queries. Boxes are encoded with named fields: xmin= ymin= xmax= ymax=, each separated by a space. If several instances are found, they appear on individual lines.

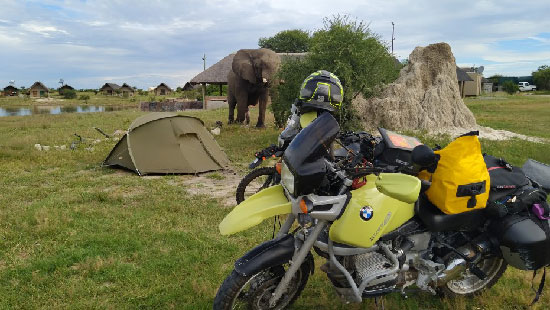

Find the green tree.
xmin=532 ymin=65 xmax=550 ymax=90
xmin=78 ymin=94 xmax=90 ymax=104
xmin=206 ymin=84 xmax=227 ymax=96
xmin=63 ymin=89 xmax=77 ymax=99
xmin=258 ymin=29 xmax=310 ymax=53
xmin=271 ymin=15 xmax=400 ymax=129
xmin=487 ymin=74 xmax=503 ymax=84
xmin=502 ymin=80 xmax=519 ymax=94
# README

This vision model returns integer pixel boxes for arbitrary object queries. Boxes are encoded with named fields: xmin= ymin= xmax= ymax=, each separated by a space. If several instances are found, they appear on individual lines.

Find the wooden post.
xmin=219 ymin=84 xmax=222 ymax=95
xmin=202 ymin=83 xmax=206 ymax=109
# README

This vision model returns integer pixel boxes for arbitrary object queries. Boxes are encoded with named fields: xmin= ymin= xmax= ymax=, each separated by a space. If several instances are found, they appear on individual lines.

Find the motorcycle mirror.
xmin=411 ymin=144 xmax=436 ymax=168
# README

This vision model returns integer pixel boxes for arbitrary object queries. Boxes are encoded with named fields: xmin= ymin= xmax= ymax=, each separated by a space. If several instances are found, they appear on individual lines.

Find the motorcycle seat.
xmin=415 ymin=195 xmax=487 ymax=232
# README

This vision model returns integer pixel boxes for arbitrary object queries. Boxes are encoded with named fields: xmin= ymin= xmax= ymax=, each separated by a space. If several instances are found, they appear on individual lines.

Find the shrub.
xmin=271 ymin=15 xmax=400 ymax=129
xmin=258 ymin=29 xmax=310 ymax=53
xmin=78 ymin=94 xmax=90 ymax=104
xmin=502 ymin=80 xmax=519 ymax=94
xmin=63 ymin=89 xmax=77 ymax=99
xmin=532 ymin=65 xmax=550 ymax=90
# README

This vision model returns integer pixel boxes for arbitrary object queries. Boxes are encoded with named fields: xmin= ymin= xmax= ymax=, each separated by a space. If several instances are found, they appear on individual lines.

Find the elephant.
xmin=227 ymin=48 xmax=281 ymax=128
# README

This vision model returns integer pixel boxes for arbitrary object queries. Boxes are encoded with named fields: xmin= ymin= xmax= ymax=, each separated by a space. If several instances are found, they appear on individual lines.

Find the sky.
xmin=1 ymin=0 xmax=550 ymax=89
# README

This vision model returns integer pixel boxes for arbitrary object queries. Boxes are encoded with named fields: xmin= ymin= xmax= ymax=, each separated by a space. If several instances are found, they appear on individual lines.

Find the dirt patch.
xmin=353 ymin=42 xmax=477 ymax=131
xmin=34 ymin=98 xmax=65 ymax=103
xmin=429 ymin=126 xmax=549 ymax=143
xmin=178 ymin=170 xmax=242 ymax=207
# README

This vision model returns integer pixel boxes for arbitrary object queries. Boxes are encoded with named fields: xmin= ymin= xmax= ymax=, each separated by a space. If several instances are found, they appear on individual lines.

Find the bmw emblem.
xmin=359 ymin=206 xmax=374 ymax=221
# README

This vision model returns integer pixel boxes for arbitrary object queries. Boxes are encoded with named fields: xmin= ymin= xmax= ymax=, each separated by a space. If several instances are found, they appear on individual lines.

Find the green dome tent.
xmin=104 ymin=113 xmax=229 ymax=175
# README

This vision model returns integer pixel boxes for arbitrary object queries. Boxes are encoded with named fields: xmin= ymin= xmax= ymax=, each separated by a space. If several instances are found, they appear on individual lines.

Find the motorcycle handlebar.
xmin=248 ymin=144 xmax=283 ymax=169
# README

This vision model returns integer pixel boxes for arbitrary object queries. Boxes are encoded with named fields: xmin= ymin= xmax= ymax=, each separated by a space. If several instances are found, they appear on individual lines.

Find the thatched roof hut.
xmin=3 ymin=85 xmax=19 ymax=96
xmin=99 ymin=83 xmax=121 ymax=96
xmin=188 ymin=52 xmax=307 ymax=86
xmin=190 ymin=53 xmax=236 ymax=85
xmin=120 ymin=83 xmax=135 ymax=97
xmin=29 ymin=82 xmax=49 ymax=98
xmin=154 ymin=83 xmax=173 ymax=96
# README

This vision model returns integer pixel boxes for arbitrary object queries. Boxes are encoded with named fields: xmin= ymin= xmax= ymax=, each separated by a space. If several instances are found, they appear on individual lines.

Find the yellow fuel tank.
xmin=329 ymin=177 xmax=417 ymax=248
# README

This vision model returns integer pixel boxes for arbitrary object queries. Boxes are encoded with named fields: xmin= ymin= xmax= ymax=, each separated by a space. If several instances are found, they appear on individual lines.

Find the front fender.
xmin=234 ymin=234 xmax=314 ymax=277
xmin=235 ymin=234 xmax=295 ymax=277
xmin=219 ymin=185 xmax=291 ymax=235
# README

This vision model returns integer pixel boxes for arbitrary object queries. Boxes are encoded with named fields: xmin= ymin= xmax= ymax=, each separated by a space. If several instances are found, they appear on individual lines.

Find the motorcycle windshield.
xmin=283 ymin=112 xmax=340 ymax=195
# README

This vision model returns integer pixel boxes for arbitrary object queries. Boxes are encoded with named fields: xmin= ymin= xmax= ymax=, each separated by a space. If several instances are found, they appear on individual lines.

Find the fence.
xmin=140 ymin=100 xmax=203 ymax=111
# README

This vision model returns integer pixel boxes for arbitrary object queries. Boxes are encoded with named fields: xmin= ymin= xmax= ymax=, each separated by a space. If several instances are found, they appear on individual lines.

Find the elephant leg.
xmin=256 ymin=91 xmax=268 ymax=128
xmin=227 ymin=93 xmax=236 ymax=124
xmin=235 ymin=91 xmax=248 ymax=124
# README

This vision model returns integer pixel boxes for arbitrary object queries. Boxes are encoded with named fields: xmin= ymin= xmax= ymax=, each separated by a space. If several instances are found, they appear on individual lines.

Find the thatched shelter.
xmin=3 ymin=85 xmax=19 ymax=96
xmin=154 ymin=83 xmax=172 ymax=96
xmin=100 ymin=83 xmax=121 ymax=96
xmin=120 ymin=83 xmax=135 ymax=97
xmin=29 ymin=82 xmax=49 ymax=98
xmin=188 ymin=52 xmax=308 ymax=93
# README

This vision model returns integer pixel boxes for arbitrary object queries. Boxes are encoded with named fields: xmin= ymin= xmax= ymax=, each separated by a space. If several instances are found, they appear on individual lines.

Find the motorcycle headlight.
xmin=280 ymin=161 xmax=295 ymax=195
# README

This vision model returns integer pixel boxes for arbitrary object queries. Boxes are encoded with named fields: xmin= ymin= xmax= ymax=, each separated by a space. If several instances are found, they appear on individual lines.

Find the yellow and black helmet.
xmin=298 ymin=70 xmax=343 ymax=113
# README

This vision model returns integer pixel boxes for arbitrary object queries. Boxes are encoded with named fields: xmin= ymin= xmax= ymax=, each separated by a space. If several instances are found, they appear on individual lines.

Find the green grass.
xmin=465 ymin=93 xmax=550 ymax=139
xmin=0 ymin=97 xmax=549 ymax=309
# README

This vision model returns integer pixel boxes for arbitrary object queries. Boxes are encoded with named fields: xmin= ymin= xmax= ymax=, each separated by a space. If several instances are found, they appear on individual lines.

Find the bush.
xmin=502 ymin=80 xmax=519 ymax=94
xmin=63 ymin=89 xmax=77 ymax=99
xmin=78 ymin=95 xmax=90 ymax=104
xmin=271 ymin=15 xmax=400 ymax=129
xmin=258 ymin=29 xmax=310 ymax=53
xmin=532 ymin=65 xmax=550 ymax=90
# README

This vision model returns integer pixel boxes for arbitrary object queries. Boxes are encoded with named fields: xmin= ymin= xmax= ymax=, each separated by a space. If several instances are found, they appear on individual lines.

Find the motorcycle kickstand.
xmin=374 ymin=296 xmax=385 ymax=310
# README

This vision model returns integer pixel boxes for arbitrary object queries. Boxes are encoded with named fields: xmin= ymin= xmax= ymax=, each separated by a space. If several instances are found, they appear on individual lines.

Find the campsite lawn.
xmin=465 ymin=92 xmax=550 ymax=139
xmin=1 ymin=95 xmax=549 ymax=309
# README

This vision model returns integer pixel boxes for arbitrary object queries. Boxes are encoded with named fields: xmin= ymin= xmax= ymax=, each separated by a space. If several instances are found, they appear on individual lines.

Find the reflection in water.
xmin=0 ymin=105 xmax=133 ymax=117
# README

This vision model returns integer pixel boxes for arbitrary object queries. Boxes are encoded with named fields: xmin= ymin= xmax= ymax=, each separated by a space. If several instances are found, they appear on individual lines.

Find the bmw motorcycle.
xmin=214 ymin=112 xmax=549 ymax=309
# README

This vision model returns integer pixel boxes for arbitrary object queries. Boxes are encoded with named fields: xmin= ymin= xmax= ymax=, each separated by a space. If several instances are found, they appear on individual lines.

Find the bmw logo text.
xmin=359 ymin=206 xmax=374 ymax=221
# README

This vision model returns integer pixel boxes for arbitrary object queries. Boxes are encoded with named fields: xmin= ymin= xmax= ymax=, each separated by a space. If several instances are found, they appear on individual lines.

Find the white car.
xmin=518 ymin=82 xmax=537 ymax=91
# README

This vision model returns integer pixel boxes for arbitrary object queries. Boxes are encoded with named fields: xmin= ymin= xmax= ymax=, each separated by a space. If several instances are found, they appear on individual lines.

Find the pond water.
xmin=0 ymin=105 xmax=135 ymax=117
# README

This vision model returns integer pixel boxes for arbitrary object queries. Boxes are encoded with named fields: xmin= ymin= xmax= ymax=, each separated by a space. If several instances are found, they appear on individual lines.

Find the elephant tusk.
xmin=262 ymin=78 xmax=268 ymax=83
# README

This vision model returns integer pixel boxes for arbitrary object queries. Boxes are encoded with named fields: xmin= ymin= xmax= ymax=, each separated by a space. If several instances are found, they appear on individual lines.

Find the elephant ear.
xmin=232 ymin=50 xmax=256 ymax=84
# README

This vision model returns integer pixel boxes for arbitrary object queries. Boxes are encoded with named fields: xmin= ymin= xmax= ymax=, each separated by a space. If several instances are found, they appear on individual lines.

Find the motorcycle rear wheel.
xmin=213 ymin=261 xmax=311 ymax=310
xmin=439 ymin=256 xmax=507 ymax=297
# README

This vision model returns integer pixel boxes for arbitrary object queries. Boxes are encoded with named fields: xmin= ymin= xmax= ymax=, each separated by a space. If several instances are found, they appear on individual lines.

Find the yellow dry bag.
xmin=425 ymin=132 xmax=490 ymax=214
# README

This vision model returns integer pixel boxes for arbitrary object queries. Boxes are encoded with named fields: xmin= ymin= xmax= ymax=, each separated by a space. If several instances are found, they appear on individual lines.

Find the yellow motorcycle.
xmin=214 ymin=113 xmax=512 ymax=309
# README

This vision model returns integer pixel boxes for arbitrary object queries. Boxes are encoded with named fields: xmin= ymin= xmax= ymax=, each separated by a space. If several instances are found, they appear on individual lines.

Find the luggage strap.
xmin=530 ymin=267 xmax=546 ymax=306
xmin=456 ymin=181 xmax=486 ymax=209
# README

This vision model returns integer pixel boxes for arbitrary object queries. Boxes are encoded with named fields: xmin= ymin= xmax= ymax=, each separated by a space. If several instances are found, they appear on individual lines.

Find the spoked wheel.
xmin=440 ymin=256 xmax=507 ymax=297
xmin=236 ymin=167 xmax=279 ymax=204
xmin=213 ymin=260 xmax=311 ymax=310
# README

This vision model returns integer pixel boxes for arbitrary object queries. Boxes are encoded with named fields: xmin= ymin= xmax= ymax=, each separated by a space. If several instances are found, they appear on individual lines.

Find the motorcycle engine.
xmin=353 ymin=252 xmax=398 ymax=290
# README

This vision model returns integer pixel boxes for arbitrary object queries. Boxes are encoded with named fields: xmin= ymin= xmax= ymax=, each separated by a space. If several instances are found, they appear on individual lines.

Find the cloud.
xmin=20 ymin=22 xmax=68 ymax=37
xmin=1 ymin=0 xmax=550 ymax=88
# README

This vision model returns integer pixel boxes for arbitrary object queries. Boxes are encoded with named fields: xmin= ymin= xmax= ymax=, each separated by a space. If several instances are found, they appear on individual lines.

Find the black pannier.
xmin=489 ymin=214 xmax=550 ymax=270
xmin=522 ymin=159 xmax=550 ymax=194
xmin=484 ymin=154 xmax=529 ymax=201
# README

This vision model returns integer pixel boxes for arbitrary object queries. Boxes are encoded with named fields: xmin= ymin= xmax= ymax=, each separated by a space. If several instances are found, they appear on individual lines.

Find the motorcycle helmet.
xmin=298 ymin=70 xmax=343 ymax=113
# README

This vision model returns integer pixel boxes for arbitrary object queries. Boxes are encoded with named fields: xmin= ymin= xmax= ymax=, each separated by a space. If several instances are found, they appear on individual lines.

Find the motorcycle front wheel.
xmin=213 ymin=260 xmax=311 ymax=310
xmin=439 ymin=256 xmax=507 ymax=297
xmin=235 ymin=167 xmax=279 ymax=204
